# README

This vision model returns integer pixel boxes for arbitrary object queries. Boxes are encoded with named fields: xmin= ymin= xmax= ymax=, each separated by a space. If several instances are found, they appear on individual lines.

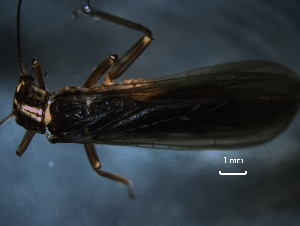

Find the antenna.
xmin=0 ymin=1 xmax=24 ymax=125
xmin=0 ymin=113 xmax=14 ymax=126
xmin=17 ymin=0 xmax=27 ymax=76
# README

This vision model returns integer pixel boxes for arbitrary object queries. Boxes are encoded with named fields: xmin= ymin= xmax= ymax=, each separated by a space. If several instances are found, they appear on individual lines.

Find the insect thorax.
xmin=13 ymin=75 xmax=50 ymax=134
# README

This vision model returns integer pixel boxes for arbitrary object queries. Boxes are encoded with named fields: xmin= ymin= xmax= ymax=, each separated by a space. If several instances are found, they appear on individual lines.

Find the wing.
xmin=46 ymin=60 xmax=300 ymax=149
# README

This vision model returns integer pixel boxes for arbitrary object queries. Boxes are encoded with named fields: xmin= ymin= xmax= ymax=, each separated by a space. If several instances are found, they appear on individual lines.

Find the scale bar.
xmin=219 ymin=171 xmax=247 ymax=176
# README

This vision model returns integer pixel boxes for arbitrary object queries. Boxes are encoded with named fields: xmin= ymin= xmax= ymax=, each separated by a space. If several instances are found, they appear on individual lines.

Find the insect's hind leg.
xmin=82 ymin=67 xmax=134 ymax=198
xmin=72 ymin=2 xmax=153 ymax=85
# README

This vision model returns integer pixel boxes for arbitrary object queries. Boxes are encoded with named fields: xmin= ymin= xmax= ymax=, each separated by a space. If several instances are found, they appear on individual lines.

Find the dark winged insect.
xmin=1 ymin=0 xmax=300 ymax=198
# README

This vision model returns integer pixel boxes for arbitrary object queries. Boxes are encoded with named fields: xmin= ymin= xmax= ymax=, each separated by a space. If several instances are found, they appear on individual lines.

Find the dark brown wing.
xmin=46 ymin=60 xmax=300 ymax=149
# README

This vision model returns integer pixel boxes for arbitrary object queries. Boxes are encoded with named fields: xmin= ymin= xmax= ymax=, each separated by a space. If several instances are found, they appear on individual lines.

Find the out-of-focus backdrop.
xmin=0 ymin=0 xmax=299 ymax=225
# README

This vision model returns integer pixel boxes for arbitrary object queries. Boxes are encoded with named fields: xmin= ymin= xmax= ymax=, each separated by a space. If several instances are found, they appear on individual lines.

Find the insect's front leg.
xmin=31 ymin=59 xmax=46 ymax=90
xmin=15 ymin=59 xmax=48 ymax=156
xmin=16 ymin=131 xmax=35 ymax=156
xmin=72 ymin=1 xmax=153 ymax=85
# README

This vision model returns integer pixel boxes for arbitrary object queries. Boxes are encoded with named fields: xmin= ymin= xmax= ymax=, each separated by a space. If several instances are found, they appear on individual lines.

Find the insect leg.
xmin=32 ymin=59 xmax=46 ymax=90
xmin=83 ymin=66 xmax=134 ymax=198
xmin=15 ymin=60 xmax=48 ymax=156
xmin=103 ymin=35 xmax=152 ymax=85
xmin=84 ymin=144 xmax=134 ymax=198
xmin=16 ymin=131 xmax=35 ymax=156
xmin=83 ymin=54 xmax=117 ymax=88
xmin=72 ymin=2 xmax=153 ymax=85
xmin=0 ymin=112 xmax=14 ymax=126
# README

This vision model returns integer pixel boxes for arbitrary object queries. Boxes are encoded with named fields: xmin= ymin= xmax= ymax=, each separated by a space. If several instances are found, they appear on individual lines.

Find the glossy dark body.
xmin=46 ymin=60 xmax=300 ymax=149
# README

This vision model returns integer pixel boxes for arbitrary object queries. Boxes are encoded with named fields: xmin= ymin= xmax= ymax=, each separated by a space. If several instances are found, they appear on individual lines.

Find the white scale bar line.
xmin=219 ymin=171 xmax=247 ymax=176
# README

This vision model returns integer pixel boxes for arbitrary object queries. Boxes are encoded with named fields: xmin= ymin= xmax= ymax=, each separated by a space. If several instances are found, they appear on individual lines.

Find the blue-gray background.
xmin=1 ymin=0 xmax=300 ymax=225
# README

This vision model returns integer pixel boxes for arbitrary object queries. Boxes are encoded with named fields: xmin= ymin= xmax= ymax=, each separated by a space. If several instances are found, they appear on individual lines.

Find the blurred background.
xmin=0 ymin=0 xmax=300 ymax=225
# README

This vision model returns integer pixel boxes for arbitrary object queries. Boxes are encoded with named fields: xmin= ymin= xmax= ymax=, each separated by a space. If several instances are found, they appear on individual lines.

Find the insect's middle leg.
xmin=83 ymin=54 xmax=117 ymax=88
xmin=84 ymin=144 xmax=134 ymax=198
xmin=103 ymin=35 xmax=152 ymax=85
xmin=83 ymin=66 xmax=134 ymax=198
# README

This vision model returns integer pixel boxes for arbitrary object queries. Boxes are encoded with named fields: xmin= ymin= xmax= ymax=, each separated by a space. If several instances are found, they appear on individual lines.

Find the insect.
xmin=1 ymin=0 xmax=300 ymax=198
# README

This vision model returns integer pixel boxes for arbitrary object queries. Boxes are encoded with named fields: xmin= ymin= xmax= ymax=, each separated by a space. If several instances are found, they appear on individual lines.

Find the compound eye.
xmin=50 ymin=102 xmax=62 ymax=115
